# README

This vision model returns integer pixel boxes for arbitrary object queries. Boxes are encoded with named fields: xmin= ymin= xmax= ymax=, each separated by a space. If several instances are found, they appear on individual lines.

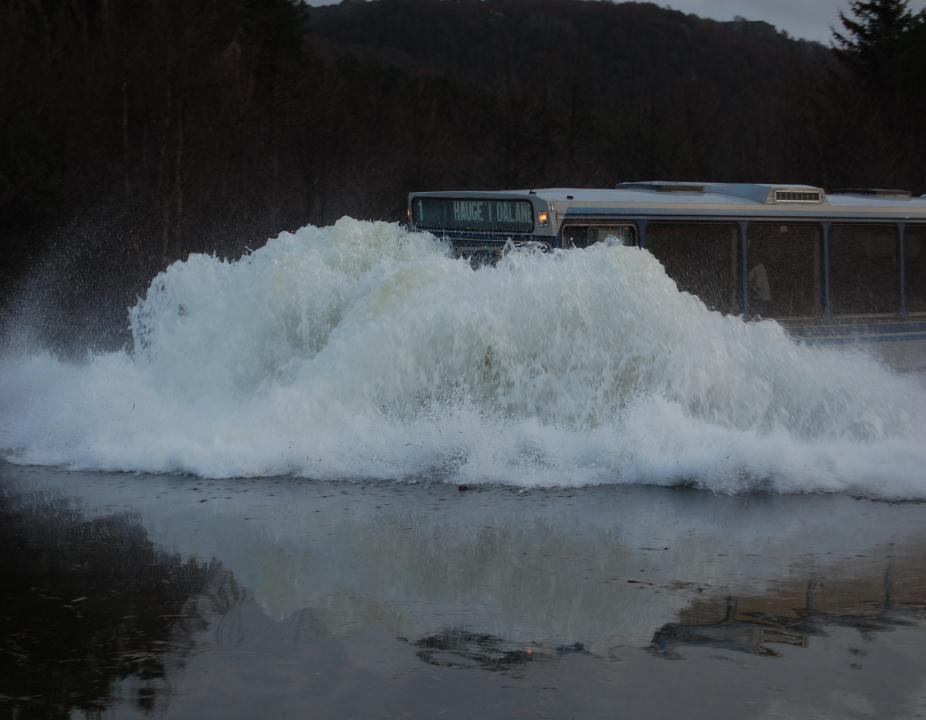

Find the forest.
xmin=1 ymin=0 xmax=924 ymax=345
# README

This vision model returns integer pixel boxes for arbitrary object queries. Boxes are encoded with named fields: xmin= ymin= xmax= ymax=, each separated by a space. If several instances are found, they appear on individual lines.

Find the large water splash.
xmin=1 ymin=218 xmax=924 ymax=496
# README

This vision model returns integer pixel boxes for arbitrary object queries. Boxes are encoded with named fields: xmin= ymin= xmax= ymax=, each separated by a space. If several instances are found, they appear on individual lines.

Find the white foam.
xmin=1 ymin=217 xmax=924 ymax=497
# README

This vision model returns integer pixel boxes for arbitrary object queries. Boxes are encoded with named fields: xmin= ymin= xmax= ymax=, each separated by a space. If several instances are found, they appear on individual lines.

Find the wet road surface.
xmin=2 ymin=462 xmax=925 ymax=719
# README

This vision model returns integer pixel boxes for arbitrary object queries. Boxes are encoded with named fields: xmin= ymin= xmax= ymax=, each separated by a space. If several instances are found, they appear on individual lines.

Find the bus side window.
xmin=646 ymin=222 xmax=741 ymax=315
xmin=562 ymin=226 xmax=589 ymax=248
xmin=830 ymin=224 xmax=898 ymax=316
xmin=747 ymin=223 xmax=821 ymax=319
xmin=907 ymin=225 xmax=926 ymax=313
xmin=562 ymin=225 xmax=637 ymax=248
xmin=589 ymin=226 xmax=637 ymax=246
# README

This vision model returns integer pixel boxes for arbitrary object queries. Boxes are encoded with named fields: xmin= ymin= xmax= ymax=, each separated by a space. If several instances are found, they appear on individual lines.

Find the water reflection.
xmin=414 ymin=629 xmax=589 ymax=672
xmin=649 ymin=569 xmax=926 ymax=660
xmin=0 ymin=489 xmax=240 ymax=718
xmin=410 ymin=566 xmax=926 ymax=672
xmin=2 ymin=466 xmax=926 ymax=719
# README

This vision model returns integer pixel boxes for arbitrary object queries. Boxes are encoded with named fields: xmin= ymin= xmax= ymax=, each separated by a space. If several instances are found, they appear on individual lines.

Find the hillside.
xmin=309 ymin=0 xmax=833 ymax=187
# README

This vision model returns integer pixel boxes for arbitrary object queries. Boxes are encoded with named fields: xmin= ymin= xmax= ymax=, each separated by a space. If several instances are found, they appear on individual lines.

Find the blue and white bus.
xmin=408 ymin=182 xmax=926 ymax=370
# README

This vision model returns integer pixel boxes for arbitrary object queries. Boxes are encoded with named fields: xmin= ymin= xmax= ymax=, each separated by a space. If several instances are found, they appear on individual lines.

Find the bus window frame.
xmin=547 ymin=212 xmax=914 ymax=324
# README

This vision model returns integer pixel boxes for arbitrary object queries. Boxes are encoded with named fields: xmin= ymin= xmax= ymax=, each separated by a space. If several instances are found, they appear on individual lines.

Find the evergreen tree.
xmin=832 ymin=0 xmax=915 ymax=76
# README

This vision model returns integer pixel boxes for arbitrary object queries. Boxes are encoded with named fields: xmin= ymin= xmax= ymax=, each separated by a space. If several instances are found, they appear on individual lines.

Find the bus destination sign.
xmin=413 ymin=198 xmax=534 ymax=233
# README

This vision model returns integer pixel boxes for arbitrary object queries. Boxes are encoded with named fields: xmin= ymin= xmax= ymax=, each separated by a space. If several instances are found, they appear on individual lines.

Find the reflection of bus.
xmin=649 ymin=562 xmax=926 ymax=659
xmin=408 ymin=182 xmax=926 ymax=369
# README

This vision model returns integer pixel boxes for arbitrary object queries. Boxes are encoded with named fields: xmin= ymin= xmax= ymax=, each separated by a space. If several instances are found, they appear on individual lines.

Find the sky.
xmin=658 ymin=0 xmax=926 ymax=43
xmin=304 ymin=0 xmax=926 ymax=44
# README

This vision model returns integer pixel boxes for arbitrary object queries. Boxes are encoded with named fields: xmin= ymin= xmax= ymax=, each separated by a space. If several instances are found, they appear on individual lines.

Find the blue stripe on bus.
xmin=787 ymin=321 xmax=926 ymax=344
xmin=787 ymin=321 xmax=926 ymax=337
xmin=797 ymin=333 xmax=926 ymax=345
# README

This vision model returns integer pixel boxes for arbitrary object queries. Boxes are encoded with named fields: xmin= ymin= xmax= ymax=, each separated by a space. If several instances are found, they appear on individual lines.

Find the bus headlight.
xmin=537 ymin=211 xmax=549 ymax=226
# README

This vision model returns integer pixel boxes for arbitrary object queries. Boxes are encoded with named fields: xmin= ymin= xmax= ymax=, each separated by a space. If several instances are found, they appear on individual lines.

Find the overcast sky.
xmin=658 ymin=0 xmax=926 ymax=43
xmin=304 ymin=0 xmax=926 ymax=44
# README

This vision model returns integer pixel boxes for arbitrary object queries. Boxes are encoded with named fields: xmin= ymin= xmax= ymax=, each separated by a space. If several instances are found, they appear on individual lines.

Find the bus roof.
xmin=410 ymin=182 xmax=926 ymax=219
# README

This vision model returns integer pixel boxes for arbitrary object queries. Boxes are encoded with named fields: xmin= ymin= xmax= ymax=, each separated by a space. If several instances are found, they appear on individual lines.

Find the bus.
xmin=407 ymin=182 xmax=926 ymax=370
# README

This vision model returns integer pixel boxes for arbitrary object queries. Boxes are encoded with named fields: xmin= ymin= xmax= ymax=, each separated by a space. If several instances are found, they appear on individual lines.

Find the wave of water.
xmin=1 ymin=218 xmax=925 ymax=496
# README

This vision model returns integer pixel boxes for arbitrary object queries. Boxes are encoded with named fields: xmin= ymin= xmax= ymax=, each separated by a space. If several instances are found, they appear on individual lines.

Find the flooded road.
xmin=2 ymin=462 xmax=925 ymax=719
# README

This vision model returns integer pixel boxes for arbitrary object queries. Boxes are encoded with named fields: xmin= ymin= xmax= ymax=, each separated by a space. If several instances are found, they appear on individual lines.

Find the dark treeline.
xmin=1 ymin=0 xmax=924 ymax=345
